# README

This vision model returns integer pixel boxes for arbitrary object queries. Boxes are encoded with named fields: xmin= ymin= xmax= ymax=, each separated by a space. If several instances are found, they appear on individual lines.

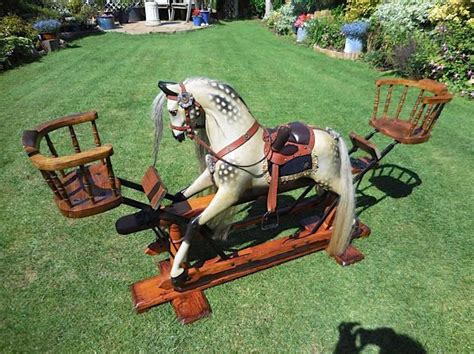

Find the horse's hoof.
xmin=171 ymin=269 xmax=189 ymax=288
xmin=172 ymin=191 xmax=187 ymax=203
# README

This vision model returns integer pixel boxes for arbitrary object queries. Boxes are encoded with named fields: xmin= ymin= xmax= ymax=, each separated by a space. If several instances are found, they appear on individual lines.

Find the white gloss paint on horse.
xmin=152 ymin=77 xmax=355 ymax=281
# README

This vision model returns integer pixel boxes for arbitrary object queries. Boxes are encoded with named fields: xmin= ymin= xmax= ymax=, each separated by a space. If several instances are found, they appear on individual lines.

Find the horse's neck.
xmin=205 ymin=109 xmax=258 ymax=152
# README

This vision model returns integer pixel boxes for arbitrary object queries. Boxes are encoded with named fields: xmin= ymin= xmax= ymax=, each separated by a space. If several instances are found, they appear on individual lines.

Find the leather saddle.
xmin=262 ymin=122 xmax=315 ymax=229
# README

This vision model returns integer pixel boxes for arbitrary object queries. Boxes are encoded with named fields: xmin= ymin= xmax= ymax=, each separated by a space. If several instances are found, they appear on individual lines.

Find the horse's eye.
xmin=169 ymin=110 xmax=178 ymax=116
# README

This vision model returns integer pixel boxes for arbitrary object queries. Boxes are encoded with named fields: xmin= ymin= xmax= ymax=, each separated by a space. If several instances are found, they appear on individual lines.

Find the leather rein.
xmin=165 ymin=82 xmax=262 ymax=161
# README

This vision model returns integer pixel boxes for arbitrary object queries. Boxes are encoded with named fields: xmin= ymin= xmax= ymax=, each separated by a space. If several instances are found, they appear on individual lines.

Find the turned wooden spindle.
xmin=44 ymin=134 xmax=65 ymax=177
xmin=91 ymin=120 xmax=105 ymax=165
xmin=410 ymin=89 xmax=425 ymax=125
xmin=40 ymin=170 xmax=62 ymax=200
xmin=382 ymin=84 xmax=393 ymax=118
xmin=91 ymin=121 xmax=102 ymax=147
xmin=168 ymin=224 xmax=183 ymax=260
xmin=371 ymin=85 xmax=381 ymax=120
xmin=79 ymin=165 xmax=95 ymax=203
xmin=105 ymin=157 xmax=118 ymax=197
xmin=49 ymin=170 xmax=72 ymax=207
xmin=68 ymin=125 xmax=81 ymax=153
xmin=394 ymin=85 xmax=409 ymax=120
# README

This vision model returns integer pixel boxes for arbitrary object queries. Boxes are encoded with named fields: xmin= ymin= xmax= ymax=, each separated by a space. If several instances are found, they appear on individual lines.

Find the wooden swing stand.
xmin=22 ymin=78 xmax=453 ymax=325
xmin=131 ymin=190 xmax=370 ymax=324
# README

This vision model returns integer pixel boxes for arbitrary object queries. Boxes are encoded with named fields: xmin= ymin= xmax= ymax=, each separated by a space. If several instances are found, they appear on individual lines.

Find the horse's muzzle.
xmin=174 ymin=132 xmax=185 ymax=142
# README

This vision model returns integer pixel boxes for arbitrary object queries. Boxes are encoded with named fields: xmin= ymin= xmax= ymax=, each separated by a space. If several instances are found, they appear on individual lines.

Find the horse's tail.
xmin=151 ymin=92 xmax=166 ymax=165
xmin=326 ymin=135 xmax=355 ymax=256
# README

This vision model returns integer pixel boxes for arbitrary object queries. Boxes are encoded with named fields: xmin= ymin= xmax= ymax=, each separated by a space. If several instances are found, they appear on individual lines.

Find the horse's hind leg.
xmin=170 ymin=187 xmax=240 ymax=285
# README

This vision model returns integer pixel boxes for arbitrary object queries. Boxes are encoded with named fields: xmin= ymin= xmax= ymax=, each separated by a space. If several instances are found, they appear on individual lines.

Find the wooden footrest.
xmin=350 ymin=132 xmax=381 ymax=160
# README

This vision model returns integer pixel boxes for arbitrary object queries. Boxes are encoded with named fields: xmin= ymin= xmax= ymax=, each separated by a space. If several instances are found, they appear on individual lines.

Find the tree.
xmin=264 ymin=0 xmax=273 ymax=19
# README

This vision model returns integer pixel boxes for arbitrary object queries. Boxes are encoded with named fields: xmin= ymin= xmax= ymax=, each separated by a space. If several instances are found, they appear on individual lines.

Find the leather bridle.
xmin=163 ymin=82 xmax=261 ymax=161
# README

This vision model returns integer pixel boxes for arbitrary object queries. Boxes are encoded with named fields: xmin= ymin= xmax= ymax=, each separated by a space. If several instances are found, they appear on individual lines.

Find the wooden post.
xmin=168 ymin=223 xmax=182 ymax=260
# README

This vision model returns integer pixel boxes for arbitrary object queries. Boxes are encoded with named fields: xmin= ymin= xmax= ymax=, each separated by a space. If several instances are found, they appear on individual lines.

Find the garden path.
xmin=107 ymin=20 xmax=210 ymax=35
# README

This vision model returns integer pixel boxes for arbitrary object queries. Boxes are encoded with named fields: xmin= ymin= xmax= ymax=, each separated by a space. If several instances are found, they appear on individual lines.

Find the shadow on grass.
xmin=188 ymin=193 xmax=323 ymax=263
xmin=188 ymin=163 xmax=422 ymax=262
xmin=356 ymin=164 xmax=422 ymax=216
xmin=334 ymin=322 xmax=426 ymax=354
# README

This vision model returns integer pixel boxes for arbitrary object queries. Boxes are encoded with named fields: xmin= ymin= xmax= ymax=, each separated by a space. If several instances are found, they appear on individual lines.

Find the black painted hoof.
xmin=171 ymin=269 xmax=189 ymax=288
xmin=171 ymin=191 xmax=187 ymax=203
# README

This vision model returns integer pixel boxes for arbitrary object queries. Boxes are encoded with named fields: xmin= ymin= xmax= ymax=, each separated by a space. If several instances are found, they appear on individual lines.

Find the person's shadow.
xmin=334 ymin=322 xmax=426 ymax=354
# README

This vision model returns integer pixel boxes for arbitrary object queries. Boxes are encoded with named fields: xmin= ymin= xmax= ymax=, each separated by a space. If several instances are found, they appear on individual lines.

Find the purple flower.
xmin=468 ymin=70 xmax=473 ymax=78
xmin=442 ymin=44 xmax=448 ymax=52
xmin=437 ymin=25 xmax=447 ymax=33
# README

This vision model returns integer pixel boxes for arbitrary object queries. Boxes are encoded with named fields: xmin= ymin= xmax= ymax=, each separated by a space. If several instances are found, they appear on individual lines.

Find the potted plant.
xmin=97 ymin=11 xmax=115 ymax=30
xmin=192 ymin=9 xmax=202 ymax=27
xmin=341 ymin=21 xmax=369 ymax=53
xmin=32 ymin=19 xmax=61 ymax=40
xmin=294 ymin=13 xmax=312 ymax=43
xmin=197 ymin=0 xmax=215 ymax=25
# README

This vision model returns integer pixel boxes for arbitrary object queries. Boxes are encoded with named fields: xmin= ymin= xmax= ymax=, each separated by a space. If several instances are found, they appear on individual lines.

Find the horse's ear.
xmin=158 ymin=81 xmax=179 ymax=96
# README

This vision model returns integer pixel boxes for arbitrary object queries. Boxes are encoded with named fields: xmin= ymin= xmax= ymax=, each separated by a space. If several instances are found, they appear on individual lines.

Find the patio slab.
xmin=107 ymin=21 xmax=210 ymax=35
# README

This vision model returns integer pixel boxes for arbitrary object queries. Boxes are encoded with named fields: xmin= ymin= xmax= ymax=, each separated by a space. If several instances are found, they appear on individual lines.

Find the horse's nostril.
xmin=169 ymin=110 xmax=178 ymax=116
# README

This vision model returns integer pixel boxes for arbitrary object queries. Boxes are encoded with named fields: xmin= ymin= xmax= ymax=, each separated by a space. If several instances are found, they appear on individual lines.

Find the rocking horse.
xmin=22 ymin=77 xmax=452 ymax=324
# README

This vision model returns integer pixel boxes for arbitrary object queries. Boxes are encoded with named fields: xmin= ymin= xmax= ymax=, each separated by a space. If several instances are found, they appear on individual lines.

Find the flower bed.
xmin=264 ymin=0 xmax=473 ymax=98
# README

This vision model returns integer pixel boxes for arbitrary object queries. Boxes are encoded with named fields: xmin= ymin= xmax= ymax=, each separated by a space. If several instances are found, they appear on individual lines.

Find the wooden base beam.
xmin=131 ymin=221 xmax=369 ymax=321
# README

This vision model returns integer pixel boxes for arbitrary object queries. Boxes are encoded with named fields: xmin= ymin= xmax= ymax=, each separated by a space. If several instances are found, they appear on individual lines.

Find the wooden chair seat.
xmin=370 ymin=78 xmax=453 ymax=145
xmin=23 ymin=111 xmax=122 ymax=218
xmin=55 ymin=163 xmax=122 ymax=218
xmin=370 ymin=118 xmax=430 ymax=145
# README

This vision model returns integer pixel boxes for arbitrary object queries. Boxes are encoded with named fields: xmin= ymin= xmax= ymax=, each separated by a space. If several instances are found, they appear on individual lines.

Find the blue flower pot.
xmin=192 ymin=16 xmax=202 ymax=27
xmin=97 ymin=16 xmax=114 ymax=30
xmin=344 ymin=37 xmax=363 ymax=53
xmin=296 ymin=27 xmax=307 ymax=43
xmin=200 ymin=10 xmax=210 ymax=24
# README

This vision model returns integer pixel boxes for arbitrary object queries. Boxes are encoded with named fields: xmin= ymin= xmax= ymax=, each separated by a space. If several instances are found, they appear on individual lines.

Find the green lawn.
xmin=1 ymin=21 xmax=473 ymax=353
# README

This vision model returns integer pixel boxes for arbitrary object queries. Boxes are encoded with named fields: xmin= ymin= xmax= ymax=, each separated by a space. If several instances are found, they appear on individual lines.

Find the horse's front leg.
xmin=174 ymin=169 xmax=214 ymax=201
xmin=170 ymin=187 xmax=240 ymax=285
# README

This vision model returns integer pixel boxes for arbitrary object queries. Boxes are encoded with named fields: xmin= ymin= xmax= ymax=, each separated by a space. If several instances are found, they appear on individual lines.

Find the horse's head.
xmin=158 ymin=80 xmax=204 ymax=142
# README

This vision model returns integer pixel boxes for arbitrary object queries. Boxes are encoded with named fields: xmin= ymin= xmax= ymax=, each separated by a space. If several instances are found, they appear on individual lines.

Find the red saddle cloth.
xmin=263 ymin=122 xmax=315 ymax=216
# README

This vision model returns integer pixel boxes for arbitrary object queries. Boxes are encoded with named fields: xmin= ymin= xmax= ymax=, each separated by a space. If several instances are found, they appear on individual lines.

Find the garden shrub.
xmin=345 ymin=0 xmax=381 ymax=22
xmin=0 ymin=15 xmax=39 ymax=71
xmin=267 ymin=4 xmax=296 ymax=35
xmin=429 ymin=0 xmax=473 ymax=24
xmin=0 ymin=36 xmax=37 ymax=70
xmin=250 ymin=0 xmax=265 ymax=17
xmin=306 ymin=10 xmax=345 ymax=51
xmin=428 ymin=22 xmax=474 ymax=97
xmin=373 ymin=0 xmax=437 ymax=34
xmin=250 ymin=0 xmax=284 ymax=18
xmin=391 ymin=31 xmax=435 ymax=79
xmin=0 ymin=15 xmax=38 ymax=39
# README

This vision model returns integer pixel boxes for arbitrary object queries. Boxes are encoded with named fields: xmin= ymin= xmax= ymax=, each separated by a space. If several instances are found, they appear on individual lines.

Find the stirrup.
xmin=261 ymin=211 xmax=279 ymax=231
